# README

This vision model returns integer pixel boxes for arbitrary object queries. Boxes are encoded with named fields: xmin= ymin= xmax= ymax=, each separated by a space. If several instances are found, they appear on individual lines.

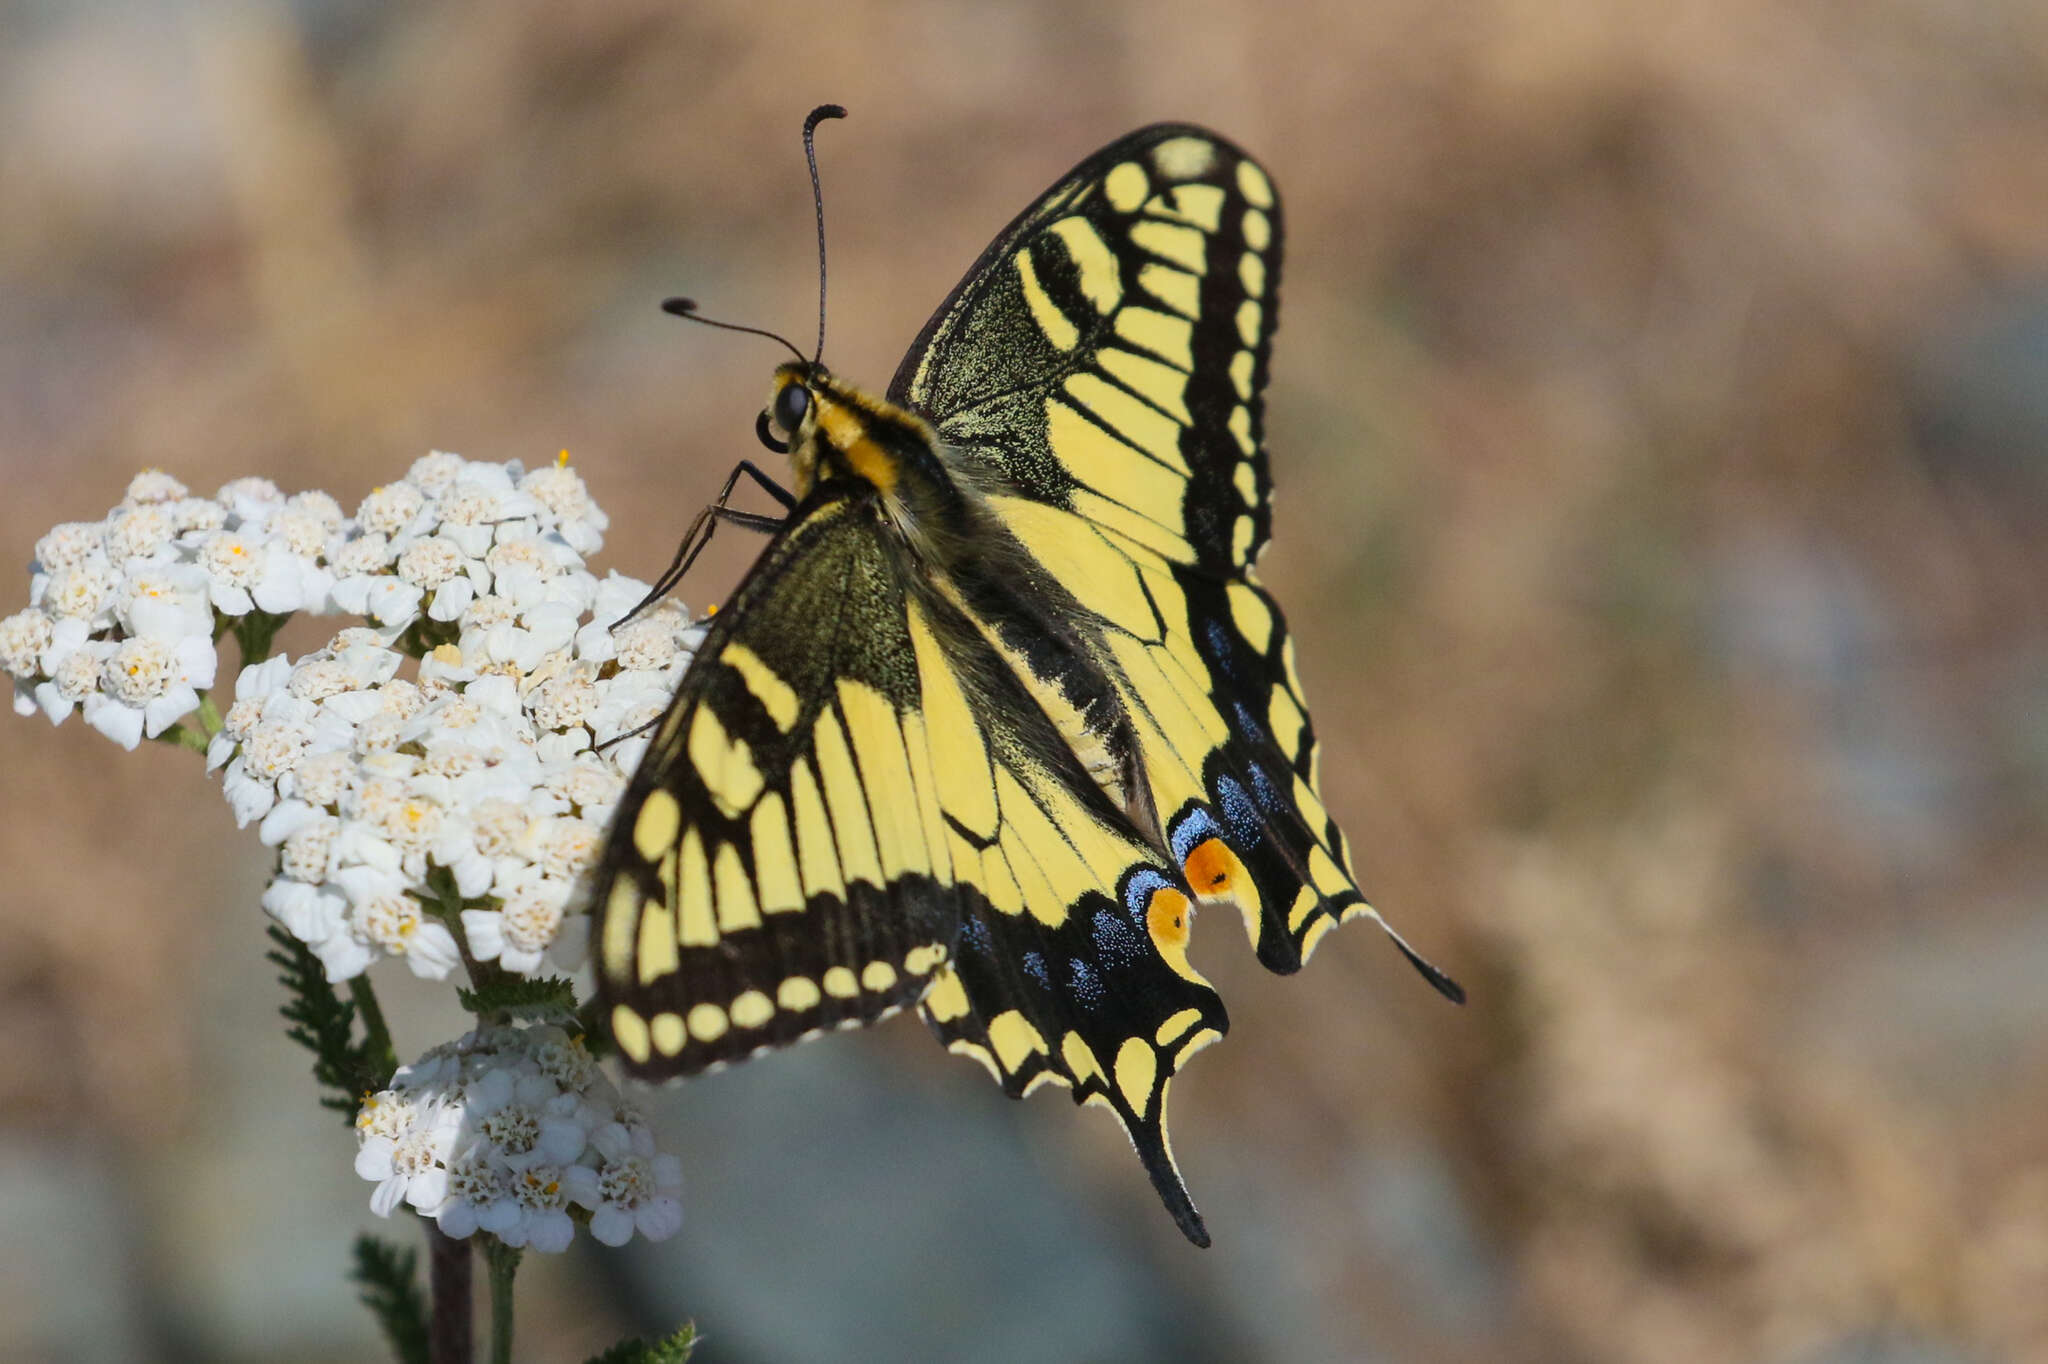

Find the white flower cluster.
xmin=228 ymin=598 xmax=697 ymax=985
xmin=0 ymin=469 xmax=319 ymax=748
xmin=356 ymin=1024 xmax=684 ymax=1251
xmin=0 ymin=454 xmax=630 ymax=755
xmin=8 ymin=450 xmax=705 ymax=1253
xmin=185 ymin=457 xmax=700 ymax=983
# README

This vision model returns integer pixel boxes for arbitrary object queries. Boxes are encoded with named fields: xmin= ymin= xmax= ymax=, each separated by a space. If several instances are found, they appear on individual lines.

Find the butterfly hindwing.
xmin=892 ymin=125 xmax=1409 ymax=979
xmin=921 ymin=874 xmax=1226 ymax=1245
xmin=907 ymin=576 xmax=1231 ymax=1245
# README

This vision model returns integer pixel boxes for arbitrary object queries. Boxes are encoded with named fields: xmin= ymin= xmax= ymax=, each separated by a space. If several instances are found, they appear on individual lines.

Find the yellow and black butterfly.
xmin=593 ymin=113 xmax=1462 ymax=1247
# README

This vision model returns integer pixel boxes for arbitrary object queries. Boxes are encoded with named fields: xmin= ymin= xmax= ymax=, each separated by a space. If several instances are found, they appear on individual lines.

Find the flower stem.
xmin=234 ymin=608 xmax=289 ymax=665
xmin=423 ymin=868 xmax=510 ymax=1009
xmin=158 ymin=723 xmax=212 ymax=755
xmin=426 ymin=1222 xmax=473 ymax=1364
xmin=484 ymin=1239 xmax=522 ymax=1364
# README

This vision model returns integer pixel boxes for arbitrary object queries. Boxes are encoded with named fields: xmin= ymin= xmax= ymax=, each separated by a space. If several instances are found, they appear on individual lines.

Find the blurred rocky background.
xmin=3 ymin=1 xmax=2046 ymax=1361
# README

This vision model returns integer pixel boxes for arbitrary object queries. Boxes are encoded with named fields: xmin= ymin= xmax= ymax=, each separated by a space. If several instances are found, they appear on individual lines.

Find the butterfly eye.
xmin=772 ymin=383 xmax=811 ymax=435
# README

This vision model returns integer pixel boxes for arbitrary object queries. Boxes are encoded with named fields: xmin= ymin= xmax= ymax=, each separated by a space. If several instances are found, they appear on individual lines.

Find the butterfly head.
xmin=754 ymin=361 xmax=819 ymax=458
xmin=761 ymin=360 xmax=939 ymax=505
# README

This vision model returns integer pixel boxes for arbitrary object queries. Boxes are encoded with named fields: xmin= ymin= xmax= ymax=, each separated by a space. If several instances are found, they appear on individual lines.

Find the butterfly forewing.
xmin=891 ymin=126 xmax=1387 ymax=975
xmin=891 ymin=125 xmax=1279 ymax=577
xmin=598 ymin=494 xmax=961 ymax=1073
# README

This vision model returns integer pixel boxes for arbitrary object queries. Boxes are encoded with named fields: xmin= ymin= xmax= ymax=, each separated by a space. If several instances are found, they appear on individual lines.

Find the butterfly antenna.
xmin=659 ymin=297 xmax=805 ymax=364
xmin=802 ymin=103 xmax=846 ymax=364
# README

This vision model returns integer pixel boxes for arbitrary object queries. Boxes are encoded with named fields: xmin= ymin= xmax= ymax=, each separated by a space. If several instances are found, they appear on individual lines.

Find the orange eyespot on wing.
xmin=1183 ymin=836 xmax=1244 ymax=902
xmin=1145 ymin=883 xmax=1191 ymax=950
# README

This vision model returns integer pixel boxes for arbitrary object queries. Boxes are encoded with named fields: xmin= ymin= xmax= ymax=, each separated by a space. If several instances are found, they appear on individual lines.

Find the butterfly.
xmin=592 ymin=116 xmax=1462 ymax=1247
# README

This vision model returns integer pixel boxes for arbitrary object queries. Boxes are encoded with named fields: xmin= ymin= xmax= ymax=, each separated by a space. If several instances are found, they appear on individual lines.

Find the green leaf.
xmin=457 ymin=973 xmax=581 ymax=1023
xmin=267 ymin=924 xmax=392 ymax=1120
xmin=351 ymin=1235 xmax=430 ymax=1364
xmin=583 ymin=1324 xmax=699 ymax=1364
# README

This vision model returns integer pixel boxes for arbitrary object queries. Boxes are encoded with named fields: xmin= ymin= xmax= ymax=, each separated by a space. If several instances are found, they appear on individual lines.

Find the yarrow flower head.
xmin=10 ymin=448 xmax=700 ymax=1289
xmin=0 ymin=469 xmax=360 ymax=747
xmin=0 ymin=451 xmax=699 ymax=984
xmin=3 ymin=471 xmax=263 ymax=748
xmin=355 ymin=1024 xmax=682 ymax=1251
xmin=244 ymin=582 xmax=682 ymax=983
xmin=14 ymin=451 xmax=680 ymax=877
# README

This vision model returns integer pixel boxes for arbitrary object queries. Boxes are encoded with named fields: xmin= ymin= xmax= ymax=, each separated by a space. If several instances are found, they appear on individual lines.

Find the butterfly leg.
xmin=614 ymin=460 xmax=797 ymax=628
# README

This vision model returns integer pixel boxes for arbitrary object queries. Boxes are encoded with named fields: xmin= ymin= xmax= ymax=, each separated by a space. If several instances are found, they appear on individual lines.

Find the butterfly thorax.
xmin=771 ymin=361 xmax=1162 ymax=844
xmin=772 ymin=364 xmax=941 ymax=506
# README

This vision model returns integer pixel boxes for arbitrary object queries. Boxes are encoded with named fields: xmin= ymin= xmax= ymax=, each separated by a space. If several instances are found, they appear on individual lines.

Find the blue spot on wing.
xmin=1248 ymin=759 xmax=1285 ymax=815
xmin=1092 ymin=908 xmax=1146 ymax=970
xmin=1234 ymin=700 xmax=1265 ymax=743
xmin=1168 ymin=806 xmax=1223 ymax=864
xmin=1067 ymin=957 xmax=1105 ymax=1010
xmin=1122 ymin=867 xmax=1172 ymax=922
xmin=1216 ymin=775 xmax=1262 ymax=846
xmin=1023 ymin=951 xmax=1050 ymax=989
xmin=1205 ymin=620 xmax=1240 ymax=678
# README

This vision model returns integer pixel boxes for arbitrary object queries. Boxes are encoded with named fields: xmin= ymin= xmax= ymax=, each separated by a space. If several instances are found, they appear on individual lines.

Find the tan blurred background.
xmin=4 ymin=2 xmax=2047 ymax=1361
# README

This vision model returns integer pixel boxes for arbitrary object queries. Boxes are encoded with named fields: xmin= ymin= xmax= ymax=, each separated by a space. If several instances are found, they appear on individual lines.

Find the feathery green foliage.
xmin=268 ymin=924 xmax=392 ymax=1119
xmin=352 ymin=1235 xmax=430 ymax=1364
